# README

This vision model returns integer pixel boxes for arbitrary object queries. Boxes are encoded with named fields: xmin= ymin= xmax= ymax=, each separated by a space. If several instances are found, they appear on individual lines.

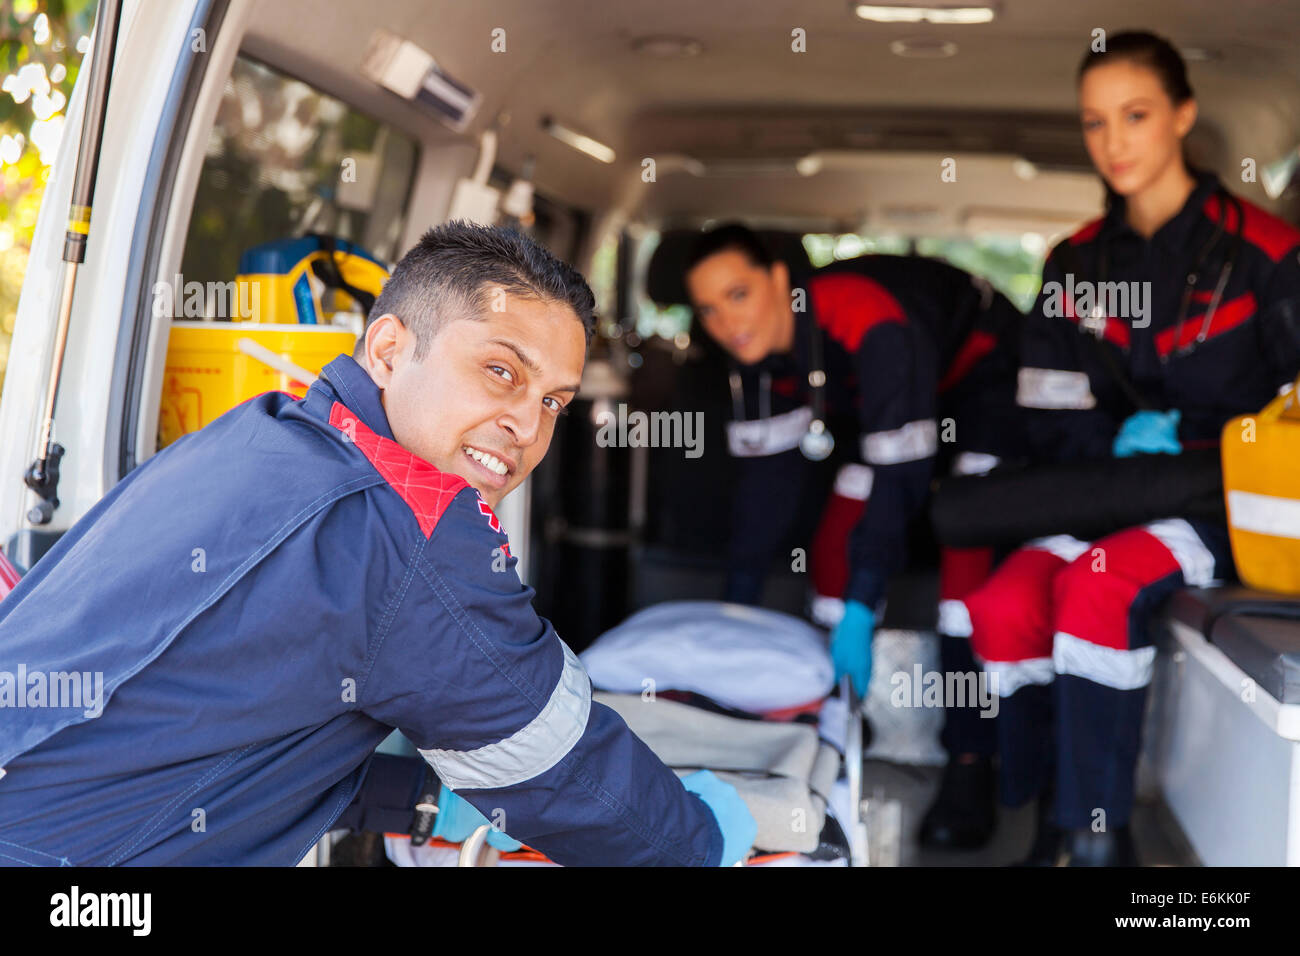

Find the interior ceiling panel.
xmin=245 ymin=0 xmax=1300 ymax=226
xmin=639 ymin=152 xmax=1106 ymax=237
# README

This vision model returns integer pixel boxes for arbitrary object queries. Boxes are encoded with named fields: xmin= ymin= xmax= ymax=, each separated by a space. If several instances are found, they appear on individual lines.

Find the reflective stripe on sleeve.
xmin=419 ymin=641 xmax=592 ymax=790
xmin=860 ymin=418 xmax=937 ymax=465
xmin=726 ymin=406 xmax=814 ymax=457
xmin=938 ymin=599 xmax=973 ymax=638
xmin=810 ymin=595 xmax=846 ymax=629
xmin=832 ymin=463 xmax=874 ymax=501
xmin=951 ymin=451 xmax=1000 ymax=476
xmin=1016 ymin=367 xmax=1097 ymax=410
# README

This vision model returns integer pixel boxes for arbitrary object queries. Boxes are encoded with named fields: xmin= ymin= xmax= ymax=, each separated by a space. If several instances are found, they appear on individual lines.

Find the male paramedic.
xmin=684 ymin=224 xmax=1026 ymax=850
xmin=0 ymin=221 xmax=755 ymax=867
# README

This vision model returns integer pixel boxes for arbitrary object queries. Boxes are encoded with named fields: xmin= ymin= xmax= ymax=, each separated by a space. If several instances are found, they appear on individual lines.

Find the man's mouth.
xmin=461 ymin=444 xmax=514 ymax=485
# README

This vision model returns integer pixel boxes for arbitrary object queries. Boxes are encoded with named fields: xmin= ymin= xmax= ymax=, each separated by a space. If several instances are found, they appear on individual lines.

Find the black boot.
xmin=918 ymin=755 xmax=997 ymax=850
xmin=1011 ymin=791 xmax=1062 ymax=866
xmin=1062 ymin=825 xmax=1138 ymax=867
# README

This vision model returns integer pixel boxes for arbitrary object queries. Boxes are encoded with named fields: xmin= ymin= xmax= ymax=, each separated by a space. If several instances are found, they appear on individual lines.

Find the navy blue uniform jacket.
xmin=1018 ymin=169 xmax=1300 ymax=463
xmin=0 ymin=355 xmax=721 ymax=866
xmin=726 ymin=256 xmax=1025 ymax=607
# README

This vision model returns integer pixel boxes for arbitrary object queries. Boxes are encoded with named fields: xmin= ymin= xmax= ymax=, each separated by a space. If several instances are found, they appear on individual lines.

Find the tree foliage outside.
xmin=0 ymin=0 xmax=96 ymax=395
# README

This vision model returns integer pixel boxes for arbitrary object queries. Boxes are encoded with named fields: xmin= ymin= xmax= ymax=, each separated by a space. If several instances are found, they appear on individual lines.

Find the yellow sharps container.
xmin=158 ymin=321 xmax=357 ymax=447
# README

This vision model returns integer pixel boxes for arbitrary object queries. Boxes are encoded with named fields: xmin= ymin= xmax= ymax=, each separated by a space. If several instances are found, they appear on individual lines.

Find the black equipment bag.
xmin=930 ymin=447 xmax=1225 ymax=548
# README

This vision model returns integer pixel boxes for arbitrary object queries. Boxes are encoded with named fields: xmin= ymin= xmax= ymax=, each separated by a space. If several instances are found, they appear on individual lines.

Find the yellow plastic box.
xmin=1221 ymin=378 xmax=1300 ymax=594
xmin=159 ymin=321 xmax=356 ymax=447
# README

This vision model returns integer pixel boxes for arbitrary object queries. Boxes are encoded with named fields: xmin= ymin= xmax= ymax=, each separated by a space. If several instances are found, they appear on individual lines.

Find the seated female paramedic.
xmin=956 ymin=30 xmax=1300 ymax=866
xmin=683 ymin=224 xmax=1027 ymax=850
xmin=0 ymin=221 xmax=756 ymax=867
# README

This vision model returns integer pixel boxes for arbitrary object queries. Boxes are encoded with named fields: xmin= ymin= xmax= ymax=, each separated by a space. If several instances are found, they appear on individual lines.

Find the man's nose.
xmin=500 ymin=395 xmax=542 ymax=448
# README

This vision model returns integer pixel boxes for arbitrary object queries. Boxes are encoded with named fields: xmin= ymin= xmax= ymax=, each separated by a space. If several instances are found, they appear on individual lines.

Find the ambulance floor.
xmin=861 ymin=758 xmax=1202 ymax=867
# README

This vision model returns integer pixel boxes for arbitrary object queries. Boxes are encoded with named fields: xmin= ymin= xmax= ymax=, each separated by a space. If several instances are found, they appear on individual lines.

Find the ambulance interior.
xmin=67 ymin=0 xmax=1300 ymax=864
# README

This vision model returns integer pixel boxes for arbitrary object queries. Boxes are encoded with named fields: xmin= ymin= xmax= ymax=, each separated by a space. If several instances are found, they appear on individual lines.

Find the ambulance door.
xmin=0 ymin=0 xmax=247 ymax=568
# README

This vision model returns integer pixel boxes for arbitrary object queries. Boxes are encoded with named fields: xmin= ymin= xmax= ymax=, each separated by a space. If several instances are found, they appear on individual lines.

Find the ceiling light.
xmin=795 ymin=154 xmax=823 ymax=176
xmin=882 ymin=205 xmax=942 ymax=224
xmin=632 ymin=35 xmax=704 ymax=58
xmin=854 ymin=4 xmax=996 ymax=24
xmin=1012 ymin=158 xmax=1038 ymax=180
xmin=889 ymin=37 xmax=959 ymax=58
xmin=542 ymin=117 xmax=616 ymax=164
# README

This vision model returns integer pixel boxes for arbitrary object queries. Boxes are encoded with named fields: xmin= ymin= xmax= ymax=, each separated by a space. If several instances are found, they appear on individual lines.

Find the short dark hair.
xmin=685 ymin=222 xmax=775 ymax=275
xmin=357 ymin=221 xmax=596 ymax=361
xmin=1077 ymin=30 xmax=1194 ymax=105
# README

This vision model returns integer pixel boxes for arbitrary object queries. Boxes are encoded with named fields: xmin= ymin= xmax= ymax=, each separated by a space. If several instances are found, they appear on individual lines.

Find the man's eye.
xmin=544 ymin=397 xmax=569 ymax=415
xmin=1126 ymin=111 xmax=1146 ymax=123
xmin=1082 ymin=118 xmax=1102 ymax=132
xmin=489 ymin=365 xmax=514 ymax=383
xmin=729 ymin=288 xmax=747 ymax=301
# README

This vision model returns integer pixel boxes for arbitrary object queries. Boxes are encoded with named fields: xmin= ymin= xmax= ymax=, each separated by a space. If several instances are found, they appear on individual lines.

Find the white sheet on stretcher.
xmin=579 ymin=600 xmax=834 ymax=713
xmin=595 ymin=692 xmax=840 ymax=854
xmin=384 ymin=693 xmax=841 ymax=866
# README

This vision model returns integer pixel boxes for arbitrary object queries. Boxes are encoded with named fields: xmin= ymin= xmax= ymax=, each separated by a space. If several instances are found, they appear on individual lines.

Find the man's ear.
xmin=362 ymin=313 xmax=404 ymax=387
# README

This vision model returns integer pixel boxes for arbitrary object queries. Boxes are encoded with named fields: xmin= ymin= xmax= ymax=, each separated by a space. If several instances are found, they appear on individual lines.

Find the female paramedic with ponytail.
xmin=958 ymin=30 xmax=1300 ymax=865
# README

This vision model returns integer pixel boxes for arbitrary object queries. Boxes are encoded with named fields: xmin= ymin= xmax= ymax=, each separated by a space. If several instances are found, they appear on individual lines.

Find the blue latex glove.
xmin=431 ymin=782 xmax=522 ymax=851
xmin=1113 ymin=409 xmax=1182 ymax=457
xmin=682 ymin=770 xmax=757 ymax=867
xmin=831 ymin=600 xmax=876 ymax=698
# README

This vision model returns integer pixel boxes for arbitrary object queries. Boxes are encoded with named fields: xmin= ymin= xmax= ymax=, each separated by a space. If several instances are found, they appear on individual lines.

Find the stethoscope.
xmin=1087 ymin=185 xmax=1245 ymax=365
xmin=728 ymin=310 xmax=835 ymax=461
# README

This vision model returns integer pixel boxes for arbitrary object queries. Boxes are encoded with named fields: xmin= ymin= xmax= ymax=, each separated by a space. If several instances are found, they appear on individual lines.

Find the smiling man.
xmin=0 ymin=222 xmax=753 ymax=867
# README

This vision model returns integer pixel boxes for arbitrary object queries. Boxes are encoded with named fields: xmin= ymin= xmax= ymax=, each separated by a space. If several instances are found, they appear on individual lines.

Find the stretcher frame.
xmin=455 ymin=677 xmax=871 ymax=867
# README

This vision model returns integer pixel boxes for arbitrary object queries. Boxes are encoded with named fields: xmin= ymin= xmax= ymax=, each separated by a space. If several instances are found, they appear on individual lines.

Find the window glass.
xmin=804 ymin=232 xmax=1047 ymax=312
xmin=179 ymin=56 xmax=419 ymax=307
xmin=915 ymin=234 xmax=1047 ymax=312
xmin=632 ymin=229 xmax=1048 ymax=344
xmin=632 ymin=230 xmax=693 ymax=340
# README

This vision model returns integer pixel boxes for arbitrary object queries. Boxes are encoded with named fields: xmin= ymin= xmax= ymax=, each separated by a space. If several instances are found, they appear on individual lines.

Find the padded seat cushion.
xmin=1166 ymin=587 xmax=1300 ymax=704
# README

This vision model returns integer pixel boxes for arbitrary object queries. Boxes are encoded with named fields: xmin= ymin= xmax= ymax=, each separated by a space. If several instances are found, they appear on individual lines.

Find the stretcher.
xmin=375 ymin=601 xmax=873 ymax=867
